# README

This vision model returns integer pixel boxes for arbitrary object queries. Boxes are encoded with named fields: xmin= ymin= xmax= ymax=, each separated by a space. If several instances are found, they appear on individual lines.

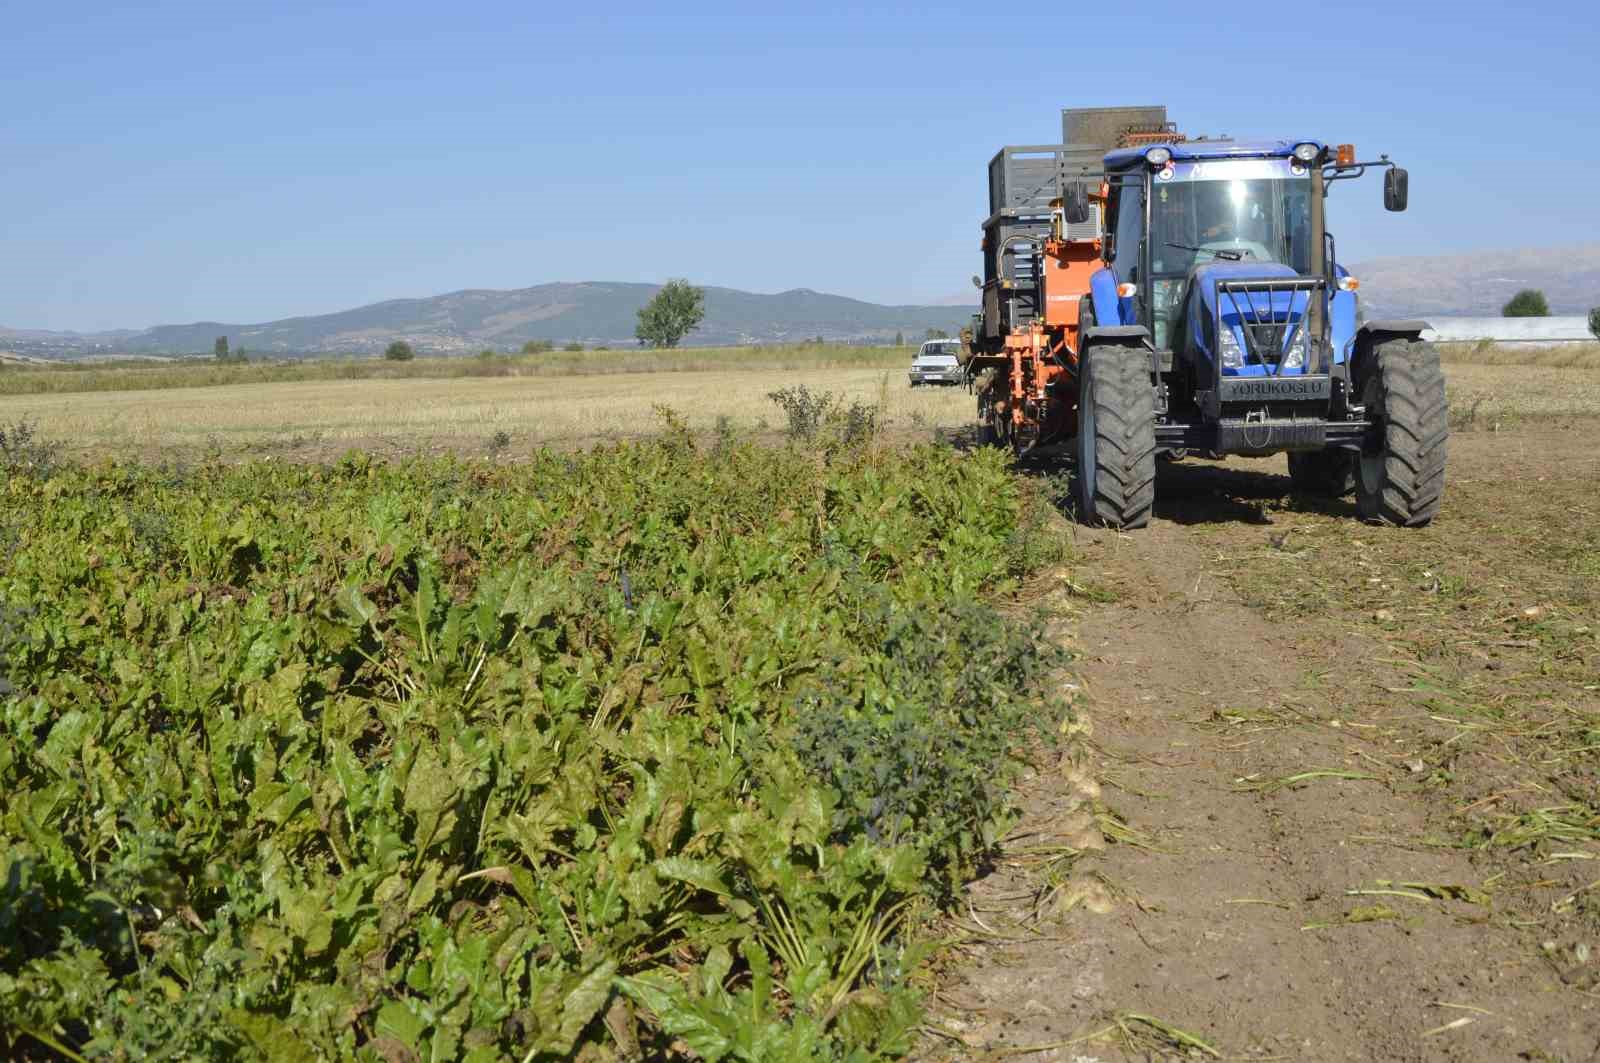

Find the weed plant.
xmin=765 ymin=385 xmax=881 ymax=449
xmin=0 ymin=419 xmax=60 ymax=479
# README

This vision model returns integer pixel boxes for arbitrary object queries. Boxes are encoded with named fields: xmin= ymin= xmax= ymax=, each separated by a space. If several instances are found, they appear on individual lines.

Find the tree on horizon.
xmin=1502 ymin=289 xmax=1549 ymax=317
xmin=635 ymin=280 xmax=705 ymax=348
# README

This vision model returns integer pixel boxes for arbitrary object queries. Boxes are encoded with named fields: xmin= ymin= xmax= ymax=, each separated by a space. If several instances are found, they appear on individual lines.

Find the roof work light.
xmin=1146 ymin=146 xmax=1172 ymax=167
xmin=1292 ymin=142 xmax=1319 ymax=163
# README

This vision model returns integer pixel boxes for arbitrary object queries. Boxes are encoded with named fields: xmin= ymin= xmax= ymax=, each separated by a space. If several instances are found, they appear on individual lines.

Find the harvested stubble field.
xmin=2 ymin=343 xmax=1597 ymax=462
xmin=3 ymin=343 xmax=1598 ymax=1060
xmin=0 ymin=344 xmax=911 ymax=396
xmin=0 ymin=366 xmax=975 ymax=459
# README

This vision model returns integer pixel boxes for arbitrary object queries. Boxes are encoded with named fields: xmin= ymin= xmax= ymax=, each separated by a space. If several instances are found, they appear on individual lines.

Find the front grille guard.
xmin=1214 ymin=277 xmax=1328 ymax=382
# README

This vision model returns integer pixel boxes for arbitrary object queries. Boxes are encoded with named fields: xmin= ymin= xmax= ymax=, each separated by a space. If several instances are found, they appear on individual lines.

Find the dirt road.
xmin=930 ymin=423 xmax=1600 ymax=1061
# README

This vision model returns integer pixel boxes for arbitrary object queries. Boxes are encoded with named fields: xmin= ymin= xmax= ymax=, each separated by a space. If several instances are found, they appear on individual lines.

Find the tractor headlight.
xmin=1146 ymin=146 xmax=1172 ymax=167
xmin=1217 ymin=325 xmax=1244 ymax=369
xmin=1292 ymin=142 xmax=1320 ymax=163
xmin=1282 ymin=330 xmax=1308 ymax=370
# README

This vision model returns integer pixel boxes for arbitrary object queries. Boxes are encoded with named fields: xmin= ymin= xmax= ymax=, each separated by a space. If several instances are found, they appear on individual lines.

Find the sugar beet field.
xmin=2 ymin=350 xmax=1598 ymax=1060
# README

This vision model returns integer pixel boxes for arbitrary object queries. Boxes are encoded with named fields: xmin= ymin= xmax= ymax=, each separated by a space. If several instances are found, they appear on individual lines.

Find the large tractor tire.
xmin=1355 ymin=340 xmax=1448 ymax=526
xmin=1075 ymin=347 xmax=1156 ymax=528
xmin=1287 ymin=449 xmax=1355 ymax=497
xmin=976 ymin=386 xmax=1001 ymax=448
xmin=977 ymin=412 xmax=999 ymax=448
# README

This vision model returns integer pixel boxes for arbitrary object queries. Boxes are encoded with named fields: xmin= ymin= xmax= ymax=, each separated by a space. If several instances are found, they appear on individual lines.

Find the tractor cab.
xmin=1097 ymin=142 xmax=1330 ymax=388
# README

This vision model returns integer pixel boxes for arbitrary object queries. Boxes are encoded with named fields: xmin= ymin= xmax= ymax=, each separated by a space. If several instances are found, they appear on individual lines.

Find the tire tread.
xmin=1357 ymin=341 xmax=1448 ymax=526
xmin=1079 ymin=349 xmax=1157 ymax=528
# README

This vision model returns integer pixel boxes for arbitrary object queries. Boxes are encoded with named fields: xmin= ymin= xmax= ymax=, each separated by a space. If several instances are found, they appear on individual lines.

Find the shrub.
xmin=520 ymin=339 xmax=554 ymax=354
xmin=1588 ymin=307 xmax=1600 ymax=341
xmin=1502 ymin=289 xmax=1549 ymax=317
xmin=0 ymin=420 xmax=59 ymax=479
xmin=562 ymin=342 xmax=583 ymax=351
xmin=383 ymin=340 xmax=416 ymax=361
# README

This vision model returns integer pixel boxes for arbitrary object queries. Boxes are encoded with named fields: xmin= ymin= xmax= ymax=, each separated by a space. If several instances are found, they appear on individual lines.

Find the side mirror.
xmin=1064 ymin=182 xmax=1092 ymax=225
xmin=1384 ymin=167 xmax=1409 ymax=212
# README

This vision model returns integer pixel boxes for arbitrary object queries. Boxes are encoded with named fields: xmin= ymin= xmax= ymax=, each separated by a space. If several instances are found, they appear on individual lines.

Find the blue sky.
xmin=3 ymin=1 xmax=1594 ymax=331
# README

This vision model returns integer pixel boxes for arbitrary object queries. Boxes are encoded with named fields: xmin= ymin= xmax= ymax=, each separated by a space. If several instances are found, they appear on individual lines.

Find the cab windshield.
xmin=1149 ymin=161 xmax=1312 ymax=275
xmin=1145 ymin=159 xmax=1313 ymax=348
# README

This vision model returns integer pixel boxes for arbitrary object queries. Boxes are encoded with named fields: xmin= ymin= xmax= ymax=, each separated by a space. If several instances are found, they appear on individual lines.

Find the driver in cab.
xmin=1199 ymin=189 xmax=1269 ymax=262
xmin=1200 ymin=186 xmax=1241 ymax=242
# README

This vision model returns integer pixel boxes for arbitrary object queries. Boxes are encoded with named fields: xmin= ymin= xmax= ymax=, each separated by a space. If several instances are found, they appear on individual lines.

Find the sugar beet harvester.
xmin=963 ymin=106 xmax=1447 ymax=529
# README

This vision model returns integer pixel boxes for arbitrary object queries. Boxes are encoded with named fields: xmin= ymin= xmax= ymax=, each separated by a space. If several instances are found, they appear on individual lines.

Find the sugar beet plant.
xmin=0 ymin=426 xmax=1069 ymax=1060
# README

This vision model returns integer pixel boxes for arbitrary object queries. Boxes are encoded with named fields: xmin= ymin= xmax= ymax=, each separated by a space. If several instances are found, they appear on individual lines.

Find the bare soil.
xmin=928 ymin=424 xmax=1600 ymax=1061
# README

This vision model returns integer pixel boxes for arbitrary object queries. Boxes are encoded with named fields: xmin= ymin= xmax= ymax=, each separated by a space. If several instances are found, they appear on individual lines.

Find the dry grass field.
xmin=1 ymin=341 xmax=1596 ymax=460
xmin=1439 ymin=338 xmax=1600 ymax=369
xmin=0 ymin=365 xmax=977 ymax=458
xmin=0 ymin=343 xmax=908 ymax=396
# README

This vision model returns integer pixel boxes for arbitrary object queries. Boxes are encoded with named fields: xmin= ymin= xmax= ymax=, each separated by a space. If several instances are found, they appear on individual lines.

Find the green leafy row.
xmin=0 ymin=428 xmax=1069 ymax=1060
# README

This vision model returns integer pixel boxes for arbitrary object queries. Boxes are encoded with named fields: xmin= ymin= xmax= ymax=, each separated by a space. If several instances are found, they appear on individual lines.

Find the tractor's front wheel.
xmin=1355 ymin=340 xmax=1448 ymax=526
xmin=1075 ymin=347 xmax=1156 ymax=529
xmin=1287 ymin=449 xmax=1355 ymax=497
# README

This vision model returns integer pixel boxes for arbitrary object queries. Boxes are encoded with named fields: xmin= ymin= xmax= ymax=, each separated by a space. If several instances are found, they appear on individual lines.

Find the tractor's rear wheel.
xmin=977 ymin=411 xmax=999 ymax=447
xmin=1287 ymin=449 xmax=1355 ymax=497
xmin=1355 ymin=340 xmax=1448 ymax=526
xmin=976 ymin=388 xmax=1001 ymax=447
xmin=1075 ymin=347 xmax=1156 ymax=528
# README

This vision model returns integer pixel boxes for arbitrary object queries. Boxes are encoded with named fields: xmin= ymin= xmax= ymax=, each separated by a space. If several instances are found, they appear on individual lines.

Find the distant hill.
xmin=7 ymin=244 xmax=1595 ymax=359
xmin=1352 ymin=243 xmax=1600 ymax=318
xmin=1 ymin=284 xmax=978 ymax=357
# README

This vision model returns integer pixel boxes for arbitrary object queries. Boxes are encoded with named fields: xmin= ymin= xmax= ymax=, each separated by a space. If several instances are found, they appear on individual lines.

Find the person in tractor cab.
xmin=1199 ymin=184 xmax=1238 ymax=241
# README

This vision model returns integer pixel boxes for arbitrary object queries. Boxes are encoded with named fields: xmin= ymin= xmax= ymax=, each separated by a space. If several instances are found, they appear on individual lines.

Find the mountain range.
xmin=3 ymin=244 xmax=1595 ymax=358
xmin=1347 ymin=243 xmax=1600 ymax=319
xmin=1 ymin=284 xmax=976 ymax=357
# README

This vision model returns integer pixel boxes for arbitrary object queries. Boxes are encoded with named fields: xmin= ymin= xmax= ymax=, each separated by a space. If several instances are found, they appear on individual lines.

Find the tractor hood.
xmin=1185 ymin=262 xmax=1315 ymax=377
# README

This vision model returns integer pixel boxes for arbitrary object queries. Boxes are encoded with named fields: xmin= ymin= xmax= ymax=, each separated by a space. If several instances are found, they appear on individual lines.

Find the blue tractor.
xmin=1076 ymin=133 xmax=1447 ymax=527
xmin=967 ymin=110 xmax=1448 ymax=530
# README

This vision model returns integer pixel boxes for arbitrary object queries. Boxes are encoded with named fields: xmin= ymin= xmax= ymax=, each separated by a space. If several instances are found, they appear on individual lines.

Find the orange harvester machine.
xmin=968 ymin=219 xmax=1102 ymax=453
xmin=963 ymin=105 xmax=1178 ymax=455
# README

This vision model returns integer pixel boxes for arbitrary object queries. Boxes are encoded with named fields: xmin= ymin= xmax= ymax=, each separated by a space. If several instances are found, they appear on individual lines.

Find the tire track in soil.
xmin=927 ymin=443 xmax=1600 ymax=1062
